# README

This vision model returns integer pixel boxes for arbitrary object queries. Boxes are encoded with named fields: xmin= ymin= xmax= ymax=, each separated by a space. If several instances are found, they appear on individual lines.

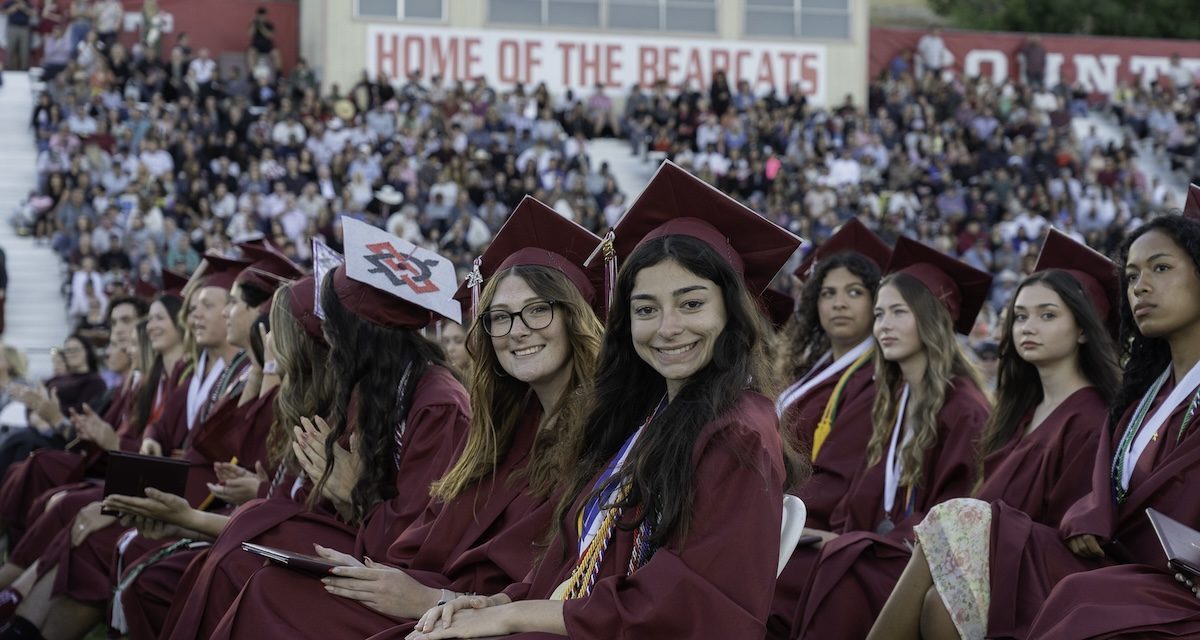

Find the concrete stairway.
xmin=0 ymin=71 xmax=69 ymax=380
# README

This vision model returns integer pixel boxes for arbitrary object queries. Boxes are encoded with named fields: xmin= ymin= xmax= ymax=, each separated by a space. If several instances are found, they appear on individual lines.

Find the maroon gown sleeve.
xmin=561 ymin=398 xmax=786 ymax=639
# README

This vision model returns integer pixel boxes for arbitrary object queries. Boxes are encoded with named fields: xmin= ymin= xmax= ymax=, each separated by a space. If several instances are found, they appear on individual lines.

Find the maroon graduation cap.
xmin=237 ymin=243 xmax=304 ymax=298
xmin=601 ymin=160 xmax=802 ymax=296
xmin=335 ymin=216 xmax=461 ymax=329
xmin=1034 ymin=228 xmax=1119 ymax=336
xmin=885 ymin=236 xmax=993 ymax=335
xmin=456 ymin=196 xmax=604 ymax=318
xmin=285 ymin=274 xmax=326 ymax=346
xmin=793 ymin=218 xmax=892 ymax=282
xmin=162 ymin=269 xmax=188 ymax=299
xmin=1185 ymin=183 xmax=1200 ymax=220
xmin=761 ymin=288 xmax=797 ymax=329
xmin=199 ymin=252 xmax=251 ymax=291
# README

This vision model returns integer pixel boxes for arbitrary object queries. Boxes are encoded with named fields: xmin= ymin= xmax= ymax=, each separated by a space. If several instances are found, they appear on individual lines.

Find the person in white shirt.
xmin=209 ymin=182 xmax=237 ymax=220
xmin=66 ymin=105 xmax=98 ymax=137
xmin=189 ymin=48 xmax=217 ymax=87
xmin=827 ymin=148 xmax=862 ymax=187
xmin=260 ymin=181 xmax=290 ymax=220
xmin=916 ymin=28 xmax=952 ymax=79
xmin=138 ymin=139 xmax=174 ymax=179
xmin=271 ymin=115 xmax=307 ymax=148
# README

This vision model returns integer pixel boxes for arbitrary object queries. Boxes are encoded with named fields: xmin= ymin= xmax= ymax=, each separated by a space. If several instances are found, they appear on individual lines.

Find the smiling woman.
xmin=391 ymin=161 xmax=805 ymax=640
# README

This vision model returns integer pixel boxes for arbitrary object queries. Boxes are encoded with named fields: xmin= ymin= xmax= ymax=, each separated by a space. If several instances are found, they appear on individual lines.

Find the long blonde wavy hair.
xmin=268 ymin=286 xmax=337 ymax=471
xmin=430 ymin=266 xmax=603 ymax=501
xmin=866 ymin=273 xmax=987 ymax=488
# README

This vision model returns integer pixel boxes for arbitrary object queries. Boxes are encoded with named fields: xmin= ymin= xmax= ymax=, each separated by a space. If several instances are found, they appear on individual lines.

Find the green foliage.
xmin=930 ymin=0 xmax=1200 ymax=40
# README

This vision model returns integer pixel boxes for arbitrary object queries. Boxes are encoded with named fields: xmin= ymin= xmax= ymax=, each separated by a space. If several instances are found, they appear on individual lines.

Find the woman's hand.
xmin=207 ymin=461 xmax=268 ymax=506
xmin=71 ymin=501 xmax=116 ymax=547
xmin=411 ymin=594 xmax=509 ymax=637
xmin=101 ymin=487 xmax=193 ymax=527
xmin=1066 ymin=534 xmax=1105 ymax=559
xmin=292 ymin=417 xmax=358 ymax=508
xmin=140 ymin=438 xmax=163 ymax=457
xmin=72 ymin=404 xmax=118 ymax=451
xmin=117 ymin=512 xmax=184 ymax=540
xmin=323 ymin=556 xmax=438 ymax=619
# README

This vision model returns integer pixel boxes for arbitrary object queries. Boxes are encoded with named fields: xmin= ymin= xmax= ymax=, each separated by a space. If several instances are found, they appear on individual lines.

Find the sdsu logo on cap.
xmin=341 ymin=217 xmax=462 ymax=324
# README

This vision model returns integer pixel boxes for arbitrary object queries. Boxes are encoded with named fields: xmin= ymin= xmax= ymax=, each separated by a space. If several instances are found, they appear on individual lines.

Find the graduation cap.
xmin=456 ymin=196 xmax=603 ymax=318
xmin=285 ymin=274 xmax=327 ymax=346
xmin=1034 ymin=228 xmax=1119 ymax=335
xmin=793 ymin=218 xmax=892 ymax=282
xmin=162 ymin=269 xmax=188 ymax=299
xmin=599 ymin=161 xmax=802 ymax=296
xmin=885 ymin=236 xmax=993 ymax=335
xmin=198 ymin=252 xmax=252 ymax=291
xmin=1185 ymin=183 xmax=1200 ymax=220
xmin=336 ymin=216 xmax=461 ymax=328
xmin=236 ymin=242 xmax=304 ymax=298
xmin=761 ymin=288 xmax=797 ymax=329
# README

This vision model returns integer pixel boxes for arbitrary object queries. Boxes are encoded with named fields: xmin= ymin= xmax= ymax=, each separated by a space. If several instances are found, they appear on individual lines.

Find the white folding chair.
xmin=778 ymin=495 xmax=808 ymax=577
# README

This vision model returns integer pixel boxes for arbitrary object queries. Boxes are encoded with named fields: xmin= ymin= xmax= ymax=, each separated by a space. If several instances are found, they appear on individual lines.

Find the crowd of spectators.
xmin=16 ymin=4 xmax=629 ymax=350
xmin=620 ymin=48 xmax=1200 ymax=342
xmin=13 ymin=7 xmax=1200 ymax=361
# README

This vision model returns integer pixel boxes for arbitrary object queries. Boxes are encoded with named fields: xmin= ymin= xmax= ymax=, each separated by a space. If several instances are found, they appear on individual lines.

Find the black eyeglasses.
xmin=480 ymin=301 xmax=557 ymax=337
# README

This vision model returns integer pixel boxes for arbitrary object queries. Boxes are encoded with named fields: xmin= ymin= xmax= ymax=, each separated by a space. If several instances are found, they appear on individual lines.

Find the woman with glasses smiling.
xmin=204 ymin=198 xmax=606 ymax=639
xmin=398 ymin=162 xmax=804 ymax=640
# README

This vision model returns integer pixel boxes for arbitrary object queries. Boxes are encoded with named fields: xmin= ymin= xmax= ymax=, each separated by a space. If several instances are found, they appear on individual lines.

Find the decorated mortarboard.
xmin=760 ymin=288 xmax=797 ymax=330
xmin=312 ymin=239 xmax=344 ymax=321
xmin=236 ymin=243 xmax=304 ymax=297
xmin=1185 ymin=183 xmax=1200 ymax=220
xmin=337 ymin=216 xmax=461 ymax=328
xmin=456 ymin=196 xmax=604 ymax=318
xmin=285 ymin=274 xmax=327 ymax=346
xmin=1034 ymin=228 xmax=1119 ymax=336
xmin=793 ymin=218 xmax=892 ymax=281
xmin=593 ymin=161 xmax=802 ymax=298
xmin=885 ymin=236 xmax=993 ymax=335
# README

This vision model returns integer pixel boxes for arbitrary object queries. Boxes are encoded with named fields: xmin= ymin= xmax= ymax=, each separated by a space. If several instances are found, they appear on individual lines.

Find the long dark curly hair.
xmin=315 ymin=274 xmax=453 ymax=524
xmin=777 ymin=252 xmax=882 ymax=381
xmin=552 ymin=235 xmax=807 ymax=552
xmin=1111 ymin=215 xmax=1200 ymax=428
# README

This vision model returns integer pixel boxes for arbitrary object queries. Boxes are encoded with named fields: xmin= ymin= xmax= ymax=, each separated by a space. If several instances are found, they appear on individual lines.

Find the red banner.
xmin=871 ymin=27 xmax=1200 ymax=94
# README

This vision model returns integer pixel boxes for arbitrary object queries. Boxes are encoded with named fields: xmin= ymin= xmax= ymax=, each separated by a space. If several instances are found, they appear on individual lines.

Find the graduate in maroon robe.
xmin=193 ymin=219 xmax=470 ymax=639
xmin=0 ymin=252 xmax=255 ymax=640
xmin=769 ymin=220 xmax=892 ymax=637
xmin=0 ymin=294 xmax=188 ymax=620
xmin=386 ymin=161 xmax=801 ymax=640
xmin=995 ymin=213 xmax=1200 ymax=640
xmin=197 ymin=198 xmax=607 ymax=639
xmin=0 ymin=296 xmax=148 ymax=543
xmin=866 ymin=229 xmax=1123 ymax=640
xmin=778 ymin=236 xmax=993 ymax=640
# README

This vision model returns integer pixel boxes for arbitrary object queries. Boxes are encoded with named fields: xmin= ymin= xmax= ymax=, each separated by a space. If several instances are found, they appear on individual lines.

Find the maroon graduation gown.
xmin=786 ymin=376 xmax=990 ymax=640
xmin=115 ymin=388 xmax=279 ymax=640
xmin=770 ymin=366 xmax=877 ymax=638
xmin=1025 ymin=564 xmax=1200 ymax=639
xmin=0 ymin=378 xmax=138 ymax=540
xmin=779 ymin=359 xmax=842 ymax=459
xmin=370 ymin=391 xmax=787 ymax=640
xmin=190 ymin=402 xmax=546 ymax=639
xmin=983 ymin=374 xmax=1200 ymax=639
xmin=203 ymin=365 xmax=470 ymax=640
xmin=43 ymin=359 xmax=248 ymax=605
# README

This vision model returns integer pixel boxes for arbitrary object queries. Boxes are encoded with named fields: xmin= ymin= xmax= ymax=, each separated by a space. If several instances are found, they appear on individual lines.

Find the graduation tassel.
xmin=603 ymin=232 xmax=617 ymax=315
xmin=466 ymin=256 xmax=484 ymax=317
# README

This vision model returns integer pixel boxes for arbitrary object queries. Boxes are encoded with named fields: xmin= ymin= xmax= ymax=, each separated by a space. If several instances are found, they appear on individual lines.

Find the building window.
xmin=745 ymin=0 xmax=850 ymax=39
xmin=354 ymin=0 xmax=445 ymax=20
xmin=490 ymin=0 xmax=715 ymax=33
